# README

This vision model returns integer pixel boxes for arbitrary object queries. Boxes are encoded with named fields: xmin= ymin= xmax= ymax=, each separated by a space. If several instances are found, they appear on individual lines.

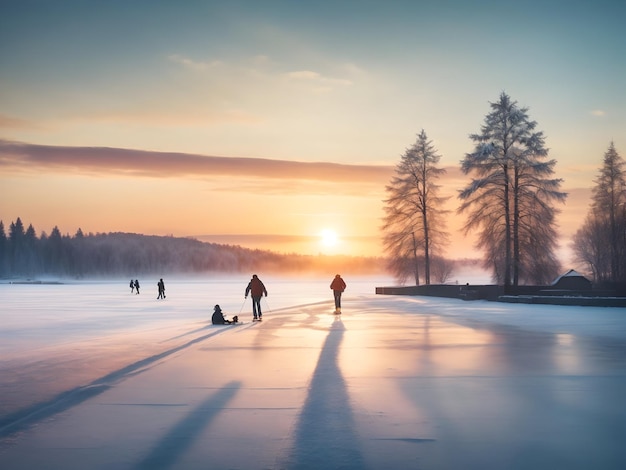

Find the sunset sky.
xmin=1 ymin=0 xmax=624 ymax=261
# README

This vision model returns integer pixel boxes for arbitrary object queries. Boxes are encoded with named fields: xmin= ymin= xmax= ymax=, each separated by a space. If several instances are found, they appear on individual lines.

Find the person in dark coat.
xmin=330 ymin=274 xmax=346 ymax=314
xmin=245 ymin=274 xmax=267 ymax=321
xmin=130 ymin=280 xmax=134 ymax=293
xmin=157 ymin=278 xmax=165 ymax=299
xmin=134 ymin=279 xmax=140 ymax=294
xmin=212 ymin=305 xmax=238 ymax=324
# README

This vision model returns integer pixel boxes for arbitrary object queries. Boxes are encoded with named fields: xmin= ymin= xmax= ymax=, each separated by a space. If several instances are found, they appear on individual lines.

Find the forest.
xmin=0 ymin=220 xmax=386 ymax=279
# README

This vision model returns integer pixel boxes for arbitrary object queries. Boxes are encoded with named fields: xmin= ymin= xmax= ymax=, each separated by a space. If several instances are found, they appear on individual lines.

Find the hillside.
xmin=1 ymin=231 xmax=386 ymax=278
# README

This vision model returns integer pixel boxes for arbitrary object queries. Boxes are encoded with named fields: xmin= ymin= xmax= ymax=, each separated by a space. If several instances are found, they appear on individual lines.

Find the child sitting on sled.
xmin=212 ymin=305 xmax=238 ymax=325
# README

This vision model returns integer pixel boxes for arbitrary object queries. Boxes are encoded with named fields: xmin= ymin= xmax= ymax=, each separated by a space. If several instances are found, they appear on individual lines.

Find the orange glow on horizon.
xmin=0 ymin=143 xmax=591 ymax=263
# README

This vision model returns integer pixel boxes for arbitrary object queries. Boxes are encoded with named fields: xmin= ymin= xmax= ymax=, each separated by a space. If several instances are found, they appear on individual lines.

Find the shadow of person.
xmin=134 ymin=381 xmax=241 ymax=470
xmin=282 ymin=320 xmax=365 ymax=469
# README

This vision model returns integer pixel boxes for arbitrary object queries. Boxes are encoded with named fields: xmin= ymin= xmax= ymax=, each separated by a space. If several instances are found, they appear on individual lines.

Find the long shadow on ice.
xmin=133 ymin=380 xmax=241 ymax=470
xmin=161 ymin=322 xmax=215 ymax=342
xmin=0 ymin=328 xmax=230 ymax=439
xmin=281 ymin=317 xmax=366 ymax=470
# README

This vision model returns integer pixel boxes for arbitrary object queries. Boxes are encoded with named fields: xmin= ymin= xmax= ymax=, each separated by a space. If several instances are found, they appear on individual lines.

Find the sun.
xmin=320 ymin=229 xmax=338 ymax=247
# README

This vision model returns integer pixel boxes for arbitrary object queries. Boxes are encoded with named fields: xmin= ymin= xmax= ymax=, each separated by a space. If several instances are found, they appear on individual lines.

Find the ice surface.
xmin=1 ymin=278 xmax=625 ymax=469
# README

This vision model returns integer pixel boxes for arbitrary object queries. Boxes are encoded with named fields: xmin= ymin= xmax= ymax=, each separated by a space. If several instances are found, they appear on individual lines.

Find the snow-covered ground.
xmin=1 ymin=277 xmax=625 ymax=469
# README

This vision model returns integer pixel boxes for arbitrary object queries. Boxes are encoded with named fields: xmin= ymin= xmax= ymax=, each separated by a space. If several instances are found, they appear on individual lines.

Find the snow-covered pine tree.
xmin=458 ymin=92 xmax=566 ymax=289
xmin=382 ymin=129 xmax=449 ymax=285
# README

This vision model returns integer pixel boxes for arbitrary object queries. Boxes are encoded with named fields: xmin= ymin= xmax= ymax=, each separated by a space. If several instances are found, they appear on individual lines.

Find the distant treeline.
xmin=0 ymin=218 xmax=386 ymax=278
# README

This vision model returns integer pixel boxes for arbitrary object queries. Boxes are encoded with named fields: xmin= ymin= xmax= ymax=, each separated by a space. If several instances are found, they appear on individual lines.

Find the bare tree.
xmin=458 ymin=93 xmax=566 ymax=289
xmin=572 ymin=213 xmax=611 ymax=282
xmin=382 ymin=129 xmax=449 ymax=285
xmin=431 ymin=255 xmax=454 ymax=284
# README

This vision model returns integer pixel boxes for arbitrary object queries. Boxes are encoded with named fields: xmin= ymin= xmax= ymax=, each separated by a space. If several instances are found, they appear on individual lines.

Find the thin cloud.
xmin=195 ymin=233 xmax=379 ymax=245
xmin=342 ymin=62 xmax=365 ymax=75
xmin=0 ymin=140 xmax=393 ymax=185
xmin=252 ymin=54 xmax=270 ymax=64
xmin=210 ymin=177 xmax=386 ymax=196
xmin=168 ymin=54 xmax=222 ymax=70
xmin=0 ymin=114 xmax=41 ymax=130
xmin=286 ymin=70 xmax=321 ymax=80
xmin=167 ymin=53 xmax=355 ymax=96
xmin=561 ymin=163 xmax=600 ymax=176
xmin=77 ymin=108 xmax=260 ymax=126
xmin=590 ymin=109 xmax=606 ymax=117
xmin=285 ymin=70 xmax=353 ymax=88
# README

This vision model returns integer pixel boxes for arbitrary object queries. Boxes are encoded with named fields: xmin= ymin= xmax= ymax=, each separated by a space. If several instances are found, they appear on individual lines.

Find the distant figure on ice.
xmin=134 ymin=279 xmax=140 ymax=294
xmin=330 ymin=274 xmax=346 ymax=314
xmin=245 ymin=274 xmax=267 ymax=321
xmin=212 ymin=305 xmax=238 ymax=325
xmin=157 ymin=278 xmax=165 ymax=299
xmin=130 ymin=279 xmax=134 ymax=294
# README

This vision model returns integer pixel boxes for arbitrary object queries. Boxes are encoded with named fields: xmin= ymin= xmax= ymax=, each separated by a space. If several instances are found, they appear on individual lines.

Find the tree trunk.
xmin=423 ymin=207 xmax=431 ymax=285
xmin=512 ymin=167 xmax=520 ymax=286
xmin=412 ymin=231 xmax=420 ymax=286
xmin=610 ymin=191 xmax=618 ymax=282
xmin=503 ymin=163 xmax=512 ymax=293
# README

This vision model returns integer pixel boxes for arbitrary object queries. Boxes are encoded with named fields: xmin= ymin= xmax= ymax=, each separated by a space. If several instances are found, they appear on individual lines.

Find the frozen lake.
xmin=0 ymin=276 xmax=386 ymax=417
xmin=1 ymin=277 xmax=625 ymax=469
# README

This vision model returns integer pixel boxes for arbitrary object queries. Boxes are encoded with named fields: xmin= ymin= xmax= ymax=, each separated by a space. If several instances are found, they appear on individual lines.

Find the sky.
xmin=1 ymin=0 xmax=624 ymax=261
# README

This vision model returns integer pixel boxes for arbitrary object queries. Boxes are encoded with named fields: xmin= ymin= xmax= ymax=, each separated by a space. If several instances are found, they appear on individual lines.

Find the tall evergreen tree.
xmin=44 ymin=226 xmax=64 ymax=274
xmin=9 ymin=217 xmax=26 ymax=274
xmin=382 ymin=129 xmax=449 ymax=285
xmin=458 ymin=93 xmax=566 ymax=289
xmin=573 ymin=142 xmax=626 ymax=284
xmin=592 ymin=142 xmax=625 ymax=283
xmin=24 ymin=223 xmax=40 ymax=275
xmin=0 ymin=221 xmax=7 ymax=276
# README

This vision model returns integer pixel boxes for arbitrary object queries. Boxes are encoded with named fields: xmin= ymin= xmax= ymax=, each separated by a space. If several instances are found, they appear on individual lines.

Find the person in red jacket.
xmin=330 ymin=274 xmax=346 ymax=314
xmin=245 ymin=274 xmax=267 ymax=321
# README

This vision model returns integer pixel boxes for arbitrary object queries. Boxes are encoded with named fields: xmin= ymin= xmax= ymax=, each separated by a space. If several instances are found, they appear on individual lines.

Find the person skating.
xmin=157 ymin=278 xmax=165 ymax=299
xmin=245 ymin=274 xmax=267 ymax=321
xmin=134 ymin=279 xmax=140 ymax=294
xmin=330 ymin=274 xmax=346 ymax=314
xmin=130 ymin=279 xmax=134 ymax=294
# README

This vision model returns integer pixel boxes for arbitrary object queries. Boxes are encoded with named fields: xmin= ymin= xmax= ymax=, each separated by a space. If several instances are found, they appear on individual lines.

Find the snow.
xmin=1 ymin=278 xmax=625 ymax=469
